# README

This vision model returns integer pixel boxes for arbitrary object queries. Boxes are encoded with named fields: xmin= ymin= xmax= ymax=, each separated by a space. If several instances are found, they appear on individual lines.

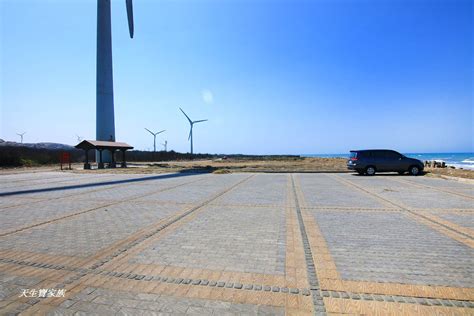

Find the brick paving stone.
xmin=131 ymin=197 xmax=287 ymax=274
xmin=68 ymin=301 xmax=121 ymax=314
xmin=46 ymin=307 xmax=76 ymax=316
xmin=436 ymin=212 xmax=474 ymax=230
xmin=0 ymin=202 xmax=184 ymax=257
xmin=399 ymin=176 xmax=474 ymax=189
xmin=257 ymin=305 xmax=285 ymax=315
xmin=45 ymin=287 xmax=287 ymax=315
xmin=211 ymin=174 xmax=288 ymax=206
xmin=311 ymin=210 xmax=474 ymax=287
xmin=0 ymin=199 xmax=105 ymax=234
xmin=339 ymin=173 xmax=474 ymax=209
xmin=290 ymin=288 xmax=299 ymax=294
xmin=299 ymin=174 xmax=389 ymax=208
xmin=58 ymin=300 xmax=76 ymax=309
xmin=1 ymin=172 xmax=473 ymax=315
xmin=135 ymin=174 xmax=249 ymax=204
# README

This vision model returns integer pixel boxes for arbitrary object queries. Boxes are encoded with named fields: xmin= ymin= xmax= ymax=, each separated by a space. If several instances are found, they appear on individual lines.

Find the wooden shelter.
xmin=75 ymin=140 xmax=133 ymax=169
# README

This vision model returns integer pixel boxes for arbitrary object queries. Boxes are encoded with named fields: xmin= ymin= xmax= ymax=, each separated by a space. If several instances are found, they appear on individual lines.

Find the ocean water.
xmin=303 ymin=152 xmax=474 ymax=170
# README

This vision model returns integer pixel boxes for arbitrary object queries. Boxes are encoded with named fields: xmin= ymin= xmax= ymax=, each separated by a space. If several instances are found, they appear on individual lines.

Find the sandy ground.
xmin=1 ymin=157 xmax=473 ymax=180
xmin=152 ymin=157 xmax=349 ymax=173
xmin=425 ymin=167 xmax=474 ymax=181
xmin=63 ymin=157 xmax=350 ymax=174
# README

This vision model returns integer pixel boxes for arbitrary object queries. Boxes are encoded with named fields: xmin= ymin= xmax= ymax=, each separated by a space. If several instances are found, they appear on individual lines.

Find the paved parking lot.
xmin=0 ymin=171 xmax=473 ymax=315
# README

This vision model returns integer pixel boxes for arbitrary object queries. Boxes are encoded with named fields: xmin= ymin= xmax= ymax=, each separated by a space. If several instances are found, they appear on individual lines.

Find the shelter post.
xmin=98 ymin=149 xmax=104 ymax=169
xmin=108 ymin=149 xmax=116 ymax=168
xmin=84 ymin=149 xmax=91 ymax=169
xmin=121 ymin=149 xmax=127 ymax=168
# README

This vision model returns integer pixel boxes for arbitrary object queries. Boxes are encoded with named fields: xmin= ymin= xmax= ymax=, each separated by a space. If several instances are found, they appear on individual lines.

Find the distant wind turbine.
xmin=162 ymin=140 xmax=168 ymax=152
xmin=17 ymin=132 xmax=26 ymax=143
xmin=76 ymin=135 xmax=83 ymax=143
xmin=179 ymin=108 xmax=208 ymax=155
xmin=145 ymin=128 xmax=165 ymax=152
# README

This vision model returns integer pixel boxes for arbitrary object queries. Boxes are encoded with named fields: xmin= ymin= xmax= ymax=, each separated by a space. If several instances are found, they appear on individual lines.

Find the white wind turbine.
xmin=96 ymin=0 xmax=134 ymax=163
xmin=179 ymin=108 xmax=207 ymax=155
xmin=145 ymin=128 xmax=165 ymax=153
xmin=17 ymin=132 xmax=26 ymax=143
xmin=162 ymin=140 xmax=168 ymax=152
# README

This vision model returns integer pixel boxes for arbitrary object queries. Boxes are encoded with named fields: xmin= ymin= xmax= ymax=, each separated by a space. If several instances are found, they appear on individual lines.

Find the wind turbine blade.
xmin=180 ymin=108 xmax=193 ymax=124
xmin=156 ymin=130 xmax=166 ymax=135
xmin=188 ymin=128 xmax=192 ymax=140
xmin=144 ymin=128 xmax=154 ymax=135
xmin=193 ymin=119 xmax=208 ymax=124
xmin=126 ymin=0 xmax=134 ymax=38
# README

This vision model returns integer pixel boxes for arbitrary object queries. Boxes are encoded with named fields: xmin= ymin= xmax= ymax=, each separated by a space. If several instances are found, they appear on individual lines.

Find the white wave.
xmin=461 ymin=159 xmax=474 ymax=164
xmin=426 ymin=159 xmax=447 ymax=163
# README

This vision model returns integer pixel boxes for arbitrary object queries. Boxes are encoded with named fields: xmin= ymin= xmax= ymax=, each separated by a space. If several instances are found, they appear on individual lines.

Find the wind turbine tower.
xmin=162 ymin=140 xmax=168 ymax=152
xmin=17 ymin=132 xmax=26 ymax=144
xmin=96 ymin=0 xmax=134 ymax=162
xmin=145 ymin=128 xmax=165 ymax=152
xmin=179 ymin=108 xmax=208 ymax=155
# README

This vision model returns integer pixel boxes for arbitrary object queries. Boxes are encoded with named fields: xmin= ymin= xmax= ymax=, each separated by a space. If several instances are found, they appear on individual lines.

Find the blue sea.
xmin=303 ymin=152 xmax=474 ymax=170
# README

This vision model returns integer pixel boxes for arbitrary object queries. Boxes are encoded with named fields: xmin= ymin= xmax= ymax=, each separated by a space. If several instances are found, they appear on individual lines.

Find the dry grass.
xmin=425 ymin=167 xmax=474 ymax=180
xmin=164 ymin=157 xmax=347 ymax=173
xmin=62 ymin=157 xmax=349 ymax=174
xmin=152 ymin=157 xmax=348 ymax=173
xmin=2 ymin=158 xmax=473 ymax=181
xmin=212 ymin=168 xmax=231 ymax=174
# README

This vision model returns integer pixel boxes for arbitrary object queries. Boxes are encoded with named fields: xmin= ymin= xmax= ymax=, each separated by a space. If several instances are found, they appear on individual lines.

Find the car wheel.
xmin=365 ymin=166 xmax=376 ymax=176
xmin=409 ymin=166 xmax=420 ymax=176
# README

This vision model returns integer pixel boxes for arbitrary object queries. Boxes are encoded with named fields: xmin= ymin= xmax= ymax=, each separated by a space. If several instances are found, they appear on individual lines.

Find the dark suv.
xmin=347 ymin=149 xmax=424 ymax=176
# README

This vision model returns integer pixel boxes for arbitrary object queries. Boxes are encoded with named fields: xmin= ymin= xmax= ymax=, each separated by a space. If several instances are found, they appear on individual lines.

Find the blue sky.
xmin=1 ymin=0 xmax=472 ymax=154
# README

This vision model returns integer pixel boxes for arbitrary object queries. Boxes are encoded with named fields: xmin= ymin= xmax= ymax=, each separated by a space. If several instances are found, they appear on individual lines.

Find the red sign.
xmin=60 ymin=152 xmax=70 ymax=163
xmin=60 ymin=152 xmax=71 ymax=170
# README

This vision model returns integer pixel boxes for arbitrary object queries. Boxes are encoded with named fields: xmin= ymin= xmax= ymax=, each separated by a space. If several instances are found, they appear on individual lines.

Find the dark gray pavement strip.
xmin=2 ymin=258 xmax=473 ymax=309
xmin=322 ymin=290 xmax=474 ymax=308
xmin=291 ymin=175 xmax=326 ymax=315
